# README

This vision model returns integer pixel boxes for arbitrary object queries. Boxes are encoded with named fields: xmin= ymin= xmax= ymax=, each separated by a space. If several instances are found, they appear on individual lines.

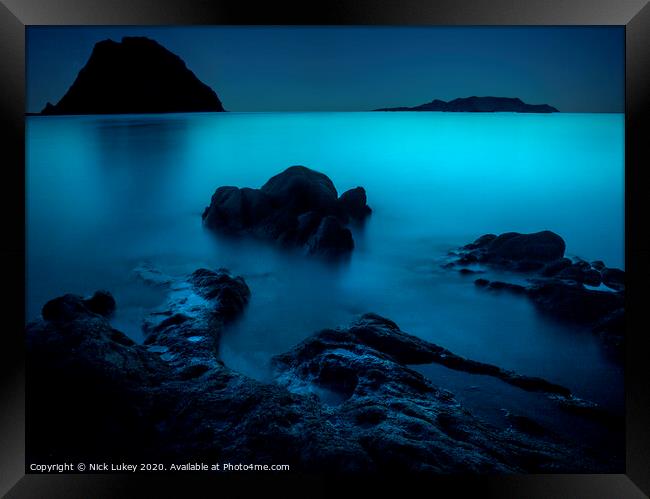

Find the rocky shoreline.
xmin=26 ymin=257 xmax=621 ymax=472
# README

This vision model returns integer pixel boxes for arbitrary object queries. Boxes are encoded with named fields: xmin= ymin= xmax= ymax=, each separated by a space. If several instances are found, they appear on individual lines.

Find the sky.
xmin=26 ymin=26 xmax=624 ymax=113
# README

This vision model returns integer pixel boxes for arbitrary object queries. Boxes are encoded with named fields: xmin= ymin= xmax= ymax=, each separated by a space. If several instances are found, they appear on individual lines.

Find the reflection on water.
xmin=26 ymin=111 xmax=624 ymax=414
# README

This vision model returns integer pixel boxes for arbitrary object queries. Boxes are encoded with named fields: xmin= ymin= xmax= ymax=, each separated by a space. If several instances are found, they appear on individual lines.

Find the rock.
xmin=306 ymin=216 xmax=354 ymax=258
xmin=202 ymin=187 xmax=273 ymax=233
xmin=26 ymin=285 xmax=609 ymax=472
xmin=375 ymin=96 xmax=558 ymax=113
xmin=41 ymin=291 xmax=116 ymax=322
xmin=337 ymin=187 xmax=372 ymax=222
xmin=273 ymin=314 xmax=603 ymax=472
xmin=202 ymin=166 xmax=370 ymax=258
xmin=601 ymin=268 xmax=625 ymax=291
xmin=133 ymin=262 xmax=174 ymax=287
xmin=188 ymin=268 xmax=251 ymax=320
xmin=85 ymin=290 xmax=117 ymax=317
xmin=591 ymin=260 xmax=606 ymax=271
xmin=463 ymin=233 xmax=497 ymax=250
xmin=41 ymin=37 xmax=224 ymax=115
xmin=526 ymin=279 xmax=624 ymax=324
xmin=485 ymin=231 xmax=566 ymax=263
xmin=41 ymin=294 xmax=93 ymax=322
xmin=260 ymin=166 xmax=338 ymax=214
xmin=458 ymin=253 xmax=479 ymax=265
xmin=555 ymin=264 xmax=602 ymax=286
xmin=514 ymin=260 xmax=545 ymax=272
xmin=541 ymin=258 xmax=573 ymax=277
xmin=449 ymin=233 xmax=625 ymax=358
xmin=275 ymin=313 xmax=571 ymax=396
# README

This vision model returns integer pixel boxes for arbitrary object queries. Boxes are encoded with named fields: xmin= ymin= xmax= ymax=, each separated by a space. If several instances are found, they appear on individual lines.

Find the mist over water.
xmin=26 ymin=112 xmax=624 ymax=415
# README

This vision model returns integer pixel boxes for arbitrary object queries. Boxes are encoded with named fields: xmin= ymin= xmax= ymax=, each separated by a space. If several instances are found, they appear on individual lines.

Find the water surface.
xmin=26 ymin=112 xmax=624 ymax=418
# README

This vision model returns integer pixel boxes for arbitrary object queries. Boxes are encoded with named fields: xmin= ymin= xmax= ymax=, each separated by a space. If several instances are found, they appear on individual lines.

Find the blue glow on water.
xmin=26 ymin=111 xmax=624 ymax=413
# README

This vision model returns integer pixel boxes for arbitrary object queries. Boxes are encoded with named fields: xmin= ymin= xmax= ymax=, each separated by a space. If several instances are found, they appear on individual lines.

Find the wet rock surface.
xmin=202 ymin=166 xmax=371 ymax=259
xmin=446 ymin=231 xmax=625 ymax=356
xmin=26 ymin=278 xmax=616 ymax=472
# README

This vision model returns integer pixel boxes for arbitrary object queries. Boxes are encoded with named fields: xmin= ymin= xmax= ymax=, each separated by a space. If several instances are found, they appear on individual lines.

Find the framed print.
xmin=1 ymin=0 xmax=649 ymax=497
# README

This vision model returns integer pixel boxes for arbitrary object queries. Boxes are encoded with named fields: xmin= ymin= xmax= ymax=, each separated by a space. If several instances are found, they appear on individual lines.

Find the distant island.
xmin=40 ymin=37 xmax=224 ymax=115
xmin=374 ymin=96 xmax=559 ymax=113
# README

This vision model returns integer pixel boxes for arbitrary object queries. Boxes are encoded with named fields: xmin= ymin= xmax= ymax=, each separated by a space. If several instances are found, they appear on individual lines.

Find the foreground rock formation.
xmin=446 ymin=231 xmax=625 ymax=354
xmin=202 ymin=166 xmax=371 ymax=258
xmin=40 ymin=37 xmax=224 ymax=115
xmin=375 ymin=96 xmax=558 ymax=113
xmin=26 ymin=267 xmax=616 ymax=472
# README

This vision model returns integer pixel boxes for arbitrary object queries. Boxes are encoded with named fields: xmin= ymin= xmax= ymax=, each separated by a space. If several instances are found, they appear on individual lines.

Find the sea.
xmin=26 ymin=111 xmax=625 ymax=464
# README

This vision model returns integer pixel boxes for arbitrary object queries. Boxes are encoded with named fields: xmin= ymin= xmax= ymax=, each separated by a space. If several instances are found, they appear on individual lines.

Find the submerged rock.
xmin=202 ymin=166 xmax=371 ymax=258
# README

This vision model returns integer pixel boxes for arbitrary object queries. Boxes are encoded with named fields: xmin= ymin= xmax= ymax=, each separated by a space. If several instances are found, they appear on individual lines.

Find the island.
xmin=374 ymin=96 xmax=558 ymax=113
xmin=40 ymin=36 xmax=225 ymax=115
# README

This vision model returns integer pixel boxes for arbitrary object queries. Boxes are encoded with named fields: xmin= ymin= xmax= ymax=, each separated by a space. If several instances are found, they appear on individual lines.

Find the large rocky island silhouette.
xmin=375 ymin=96 xmax=558 ymax=113
xmin=40 ymin=36 xmax=224 ymax=115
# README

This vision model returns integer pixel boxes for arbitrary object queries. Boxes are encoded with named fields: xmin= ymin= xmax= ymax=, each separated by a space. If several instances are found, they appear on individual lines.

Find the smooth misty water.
xmin=26 ymin=112 xmax=624 ymax=425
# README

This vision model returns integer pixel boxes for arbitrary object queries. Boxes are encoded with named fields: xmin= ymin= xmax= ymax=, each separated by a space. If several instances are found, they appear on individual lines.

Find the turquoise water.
xmin=26 ymin=112 xmax=624 ymax=419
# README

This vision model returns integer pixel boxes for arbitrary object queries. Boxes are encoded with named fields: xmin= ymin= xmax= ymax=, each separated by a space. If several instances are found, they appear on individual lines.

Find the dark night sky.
xmin=26 ymin=26 xmax=624 ymax=113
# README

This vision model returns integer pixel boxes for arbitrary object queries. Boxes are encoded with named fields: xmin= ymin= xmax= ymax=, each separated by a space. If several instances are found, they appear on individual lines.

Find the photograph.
xmin=22 ymin=25 xmax=629 ymax=476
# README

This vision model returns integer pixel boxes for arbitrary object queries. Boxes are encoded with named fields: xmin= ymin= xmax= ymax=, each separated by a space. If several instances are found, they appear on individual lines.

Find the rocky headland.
xmin=202 ymin=166 xmax=371 ymax=259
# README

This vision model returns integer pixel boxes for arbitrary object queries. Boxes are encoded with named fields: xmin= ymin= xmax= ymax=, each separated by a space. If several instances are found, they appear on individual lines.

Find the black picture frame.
xmin=1 ymin=1 xmax=649 ymax=497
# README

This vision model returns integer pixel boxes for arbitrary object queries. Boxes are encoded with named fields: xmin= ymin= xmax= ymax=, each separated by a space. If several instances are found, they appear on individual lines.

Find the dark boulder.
xmin=541 ymin=258 xmax=573 ymax=277
xmin=41 ymin=291 xmax=116 ymax=322
xmin=601 ymin=268 xmax=625 ymax=291
xmin=485 ymin=231 xmax=566 ymax=263
xmin=202 ymin=187 xmax=272 ymax=233
xmin=337 ymin=187 xmax=372 ymax=222
xmin=463 ymin=233 xmax=497 ymax=250
xmin=260 ymin=165 xmax=338 ymax=214
xmin=202 ymin=166 xmax=370 ymax=259
xmin=556 ymin=264 xmax=602 ymax=286
xmin=85 ymin=290 xmax=117 ymax=317
xmin=306 ymin=216 xmax=354 ymax=258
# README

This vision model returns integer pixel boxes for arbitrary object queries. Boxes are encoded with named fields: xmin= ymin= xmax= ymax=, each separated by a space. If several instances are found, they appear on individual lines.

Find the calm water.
xmin=26 ymin=112 xmax=624 ymax=420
